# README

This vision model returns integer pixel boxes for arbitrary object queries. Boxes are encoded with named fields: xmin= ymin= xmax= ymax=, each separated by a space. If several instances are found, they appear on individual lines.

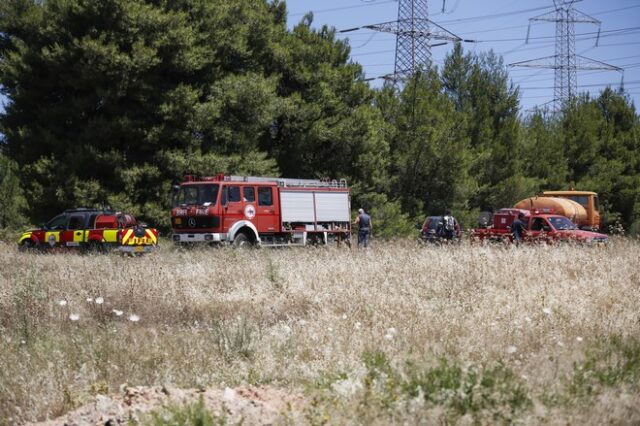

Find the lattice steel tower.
xmin=342 ymin=0 xmax=467 ymax=83
xmin=510 ymin=0 xmax=622 ymax=111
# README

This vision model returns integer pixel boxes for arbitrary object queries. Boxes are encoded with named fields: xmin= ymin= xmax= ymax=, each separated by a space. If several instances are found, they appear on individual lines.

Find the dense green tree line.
xmin=1 ymin=0 xmax=639 ymax=235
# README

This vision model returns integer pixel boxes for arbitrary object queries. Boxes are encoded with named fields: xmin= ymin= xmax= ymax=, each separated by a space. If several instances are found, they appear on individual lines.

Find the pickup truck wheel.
xmin=86 ymin=241 xmax=107 ymax=254
xmin=19 ymin=239 xmax=36 ymax=252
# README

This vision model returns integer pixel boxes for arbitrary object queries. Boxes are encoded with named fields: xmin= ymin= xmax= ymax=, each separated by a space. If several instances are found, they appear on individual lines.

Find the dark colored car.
xmin=419 ymin=215 xmax=462 ymax=243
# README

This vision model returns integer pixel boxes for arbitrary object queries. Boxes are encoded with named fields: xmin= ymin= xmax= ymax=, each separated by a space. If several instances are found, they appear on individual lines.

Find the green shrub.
xmin=146 ymin=396 xmax=226 ymax=426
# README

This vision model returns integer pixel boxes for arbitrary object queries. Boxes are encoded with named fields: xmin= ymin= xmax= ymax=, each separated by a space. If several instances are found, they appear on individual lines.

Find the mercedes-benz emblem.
xmin=188 ymin=217 xmax=197 ymax=228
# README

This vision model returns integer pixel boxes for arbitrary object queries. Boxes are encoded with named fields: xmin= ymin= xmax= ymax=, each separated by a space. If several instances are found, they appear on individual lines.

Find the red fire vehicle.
xmin=471 ymin=208 xmax=608 ymax=245
xmin=171 ymin=175 xmax=351 ymax=246
xmin=18 ymin=208 xmax=159 ymax=253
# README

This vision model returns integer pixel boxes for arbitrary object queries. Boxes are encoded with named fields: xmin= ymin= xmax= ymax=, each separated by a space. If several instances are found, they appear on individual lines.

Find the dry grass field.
xmin=1 ymin=238 xmax=639 ymax=425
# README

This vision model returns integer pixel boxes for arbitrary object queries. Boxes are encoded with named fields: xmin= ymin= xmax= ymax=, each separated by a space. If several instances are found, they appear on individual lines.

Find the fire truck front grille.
xmin=173 ymin=216 xmax=220 ymax=229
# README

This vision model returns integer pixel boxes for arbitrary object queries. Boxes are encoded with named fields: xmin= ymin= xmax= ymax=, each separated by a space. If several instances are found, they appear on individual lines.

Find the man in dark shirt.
xmin=354 ymin=208 xmax=372 ymax=248
xmin=512 ymin=212 xmax=528 ymax=244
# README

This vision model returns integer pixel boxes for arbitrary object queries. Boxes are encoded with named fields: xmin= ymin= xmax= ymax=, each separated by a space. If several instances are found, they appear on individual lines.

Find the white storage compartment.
xmin=280 ymin=190 xmax=350 ymax=223
xmin=280 ymin=191 xmax=315 ymax=222
xmin=315 ymin=192 xmax=350 ymax=222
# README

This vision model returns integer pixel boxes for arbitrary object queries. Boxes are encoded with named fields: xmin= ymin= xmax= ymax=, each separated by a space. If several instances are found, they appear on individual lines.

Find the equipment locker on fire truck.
xmin=171 ymin=175 xmax=351 ymax=247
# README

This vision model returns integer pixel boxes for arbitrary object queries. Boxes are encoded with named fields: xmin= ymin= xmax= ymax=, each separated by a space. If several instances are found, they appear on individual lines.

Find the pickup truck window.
xmin=549 ymin=216 xmax=577 ymax=230
xmin=46 ymin=214 xmax=67 ymax=230
xmin=531 ymin=218 xmax=548 ymax=231
xmin=67 ymin=215 xmax=85 ymax=230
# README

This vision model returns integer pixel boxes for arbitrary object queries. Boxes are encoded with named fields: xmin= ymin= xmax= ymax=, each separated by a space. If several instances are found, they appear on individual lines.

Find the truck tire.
xmin=86 ymin=240 xmax=107 ymax=254
xmin=233 ymin=231 xmax=252 ymax=248
xmin=19 ymin=239 xmax=36 ymax=252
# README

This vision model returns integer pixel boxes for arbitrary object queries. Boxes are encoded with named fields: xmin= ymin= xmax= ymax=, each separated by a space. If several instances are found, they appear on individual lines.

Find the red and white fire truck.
xmin=170 ymin=175 xmax=351 ymax=246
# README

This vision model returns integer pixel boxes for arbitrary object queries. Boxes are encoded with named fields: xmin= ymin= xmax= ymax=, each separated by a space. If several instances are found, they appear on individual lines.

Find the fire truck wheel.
xmin=233 ymin=231 xmax=252 ymax=248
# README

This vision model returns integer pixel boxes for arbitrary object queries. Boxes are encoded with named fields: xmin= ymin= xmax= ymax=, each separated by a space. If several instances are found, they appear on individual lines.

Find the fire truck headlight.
xmin=172 ymin=234 xmax=180 ymax=242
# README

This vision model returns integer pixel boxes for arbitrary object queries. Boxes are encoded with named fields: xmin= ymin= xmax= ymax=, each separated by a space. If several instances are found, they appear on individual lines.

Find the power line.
xmin=436 ymin=5 xmax=555 ymax=25
xmin=288 ymin=0 xmax=396 ymax=17
xmin=520 ymin=80 xmax=639 ymax=90
xmin=477 ymin=26 xmax=640 ymax=43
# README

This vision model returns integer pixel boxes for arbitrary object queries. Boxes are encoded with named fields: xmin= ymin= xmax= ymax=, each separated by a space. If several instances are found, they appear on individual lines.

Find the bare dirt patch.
xmin=30 ymin=385 xmax=304 ymax=425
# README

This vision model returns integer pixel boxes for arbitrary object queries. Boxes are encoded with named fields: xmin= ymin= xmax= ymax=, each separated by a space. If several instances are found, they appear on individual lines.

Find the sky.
xmin=1 ymin=0 xmax=638 ymax=115
xmin=285 ymin=0 xmax=640 ymax=113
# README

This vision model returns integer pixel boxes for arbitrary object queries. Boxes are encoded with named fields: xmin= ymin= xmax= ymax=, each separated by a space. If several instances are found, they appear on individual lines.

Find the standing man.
xmin=354 ymin=208 xmax=372 ymax=249
xmin=511 ymin=212 xmax=527 ymax=244
xmin=440 ymin=209 xmax=457 ymax=241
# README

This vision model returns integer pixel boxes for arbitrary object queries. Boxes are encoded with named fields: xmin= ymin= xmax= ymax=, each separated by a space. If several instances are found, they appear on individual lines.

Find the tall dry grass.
xmin=0 ymin=239 xmax=639 ymax=424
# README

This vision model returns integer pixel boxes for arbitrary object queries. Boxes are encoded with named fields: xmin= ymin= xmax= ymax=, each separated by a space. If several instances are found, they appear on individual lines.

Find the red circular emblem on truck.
xmin=244 ymin=204 xmax=256 ymax=220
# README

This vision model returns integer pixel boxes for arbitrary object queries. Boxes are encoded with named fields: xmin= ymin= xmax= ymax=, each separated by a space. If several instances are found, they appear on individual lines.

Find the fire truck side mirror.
xmin=171 ymin=185 xmax=180 ymax=207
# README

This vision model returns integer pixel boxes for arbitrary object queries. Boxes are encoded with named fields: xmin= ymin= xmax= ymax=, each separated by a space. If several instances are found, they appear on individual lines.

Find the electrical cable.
xmin=289 ymin=0 xmax=396 ymax=17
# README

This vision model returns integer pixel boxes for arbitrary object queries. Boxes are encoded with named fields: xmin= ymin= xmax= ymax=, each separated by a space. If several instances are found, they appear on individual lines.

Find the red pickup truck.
xmin=471 ymin=208 xmax=608 ymax=245
xmin=18 ymin=208 xmax=158 ymax=253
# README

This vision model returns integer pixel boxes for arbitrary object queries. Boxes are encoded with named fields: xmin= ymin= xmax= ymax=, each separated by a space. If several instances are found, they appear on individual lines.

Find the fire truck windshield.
xmin=174 ymin=184 xmax=219 ymax=207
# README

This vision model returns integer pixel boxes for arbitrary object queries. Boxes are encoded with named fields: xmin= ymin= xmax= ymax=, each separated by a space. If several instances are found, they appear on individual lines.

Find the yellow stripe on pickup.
xmin=145 ymin=229 xmax=157 ymax=244
xmin=121 ymin=229 xmax=133 ymax=245
xmin=45 ymin=231 xmax=60 ymax=245
xmin=102 ymin=230 xmax=118 ymax=243
xmin=18 ymin=232 xmax=33 ymax=244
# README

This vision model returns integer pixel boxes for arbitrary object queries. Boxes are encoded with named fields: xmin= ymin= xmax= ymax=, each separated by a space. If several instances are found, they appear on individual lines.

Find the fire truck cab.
xmin=171 ymin=175 xmax=351 ymax=247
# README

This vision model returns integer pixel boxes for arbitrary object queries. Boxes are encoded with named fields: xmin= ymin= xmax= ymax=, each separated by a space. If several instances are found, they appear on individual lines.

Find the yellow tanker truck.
xmin=514 ymin=190 xmax=600 ymax=231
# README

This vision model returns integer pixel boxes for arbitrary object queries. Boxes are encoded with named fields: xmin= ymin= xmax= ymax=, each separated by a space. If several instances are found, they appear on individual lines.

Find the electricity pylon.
xmin=341 ymin=0 xmax=470 ymax=84
xmin=509 ymin=0 xmax=622 ymax=111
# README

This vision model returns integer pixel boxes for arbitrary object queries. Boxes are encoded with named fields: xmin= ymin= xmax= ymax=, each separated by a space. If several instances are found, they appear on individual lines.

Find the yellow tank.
xmin=514 ymin=197 xmax=586 ymax=225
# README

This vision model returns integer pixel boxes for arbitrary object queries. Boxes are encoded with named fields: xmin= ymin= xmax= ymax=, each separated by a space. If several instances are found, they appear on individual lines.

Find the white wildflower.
xmin=557 ymin=341 xmax=565 ymax=347
xmin=386 ymin=327 xmax=397 ymax=335
xmin=112 ymin=309 xmax=123 ymax=317
xmin=524 ymin=316 xmax=532 ymax=323
xmin=341 ymin=314 xmax=347 ymax=320
xmin=354 ymin=321 xmax=362 ymax=330
xmin=384 ymin=333 xmax=394 ymax=341
xmin=128 ymin=314 xmax=140 ymax=322
xmin=576 ymin=336 xmax=584 ymax=342
xmin=507 ymin=345 xmax=517 ymax=354
xmin=69 ymin=313 xmax=80 ymax=321
xmin=86 ymin=297 xmax=93 ymax=303
xmin=58 ymin=300 xmax=67 ymax=307
xmin=332 ymin=378 xmax=362 ymax=397
xmin=222 ymin=387 xmax=236 ymax=401
xmin=542 ymin=307 xmax=552 ymax=315
xmin=95 ymin=297 xmax=104 ymax=305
